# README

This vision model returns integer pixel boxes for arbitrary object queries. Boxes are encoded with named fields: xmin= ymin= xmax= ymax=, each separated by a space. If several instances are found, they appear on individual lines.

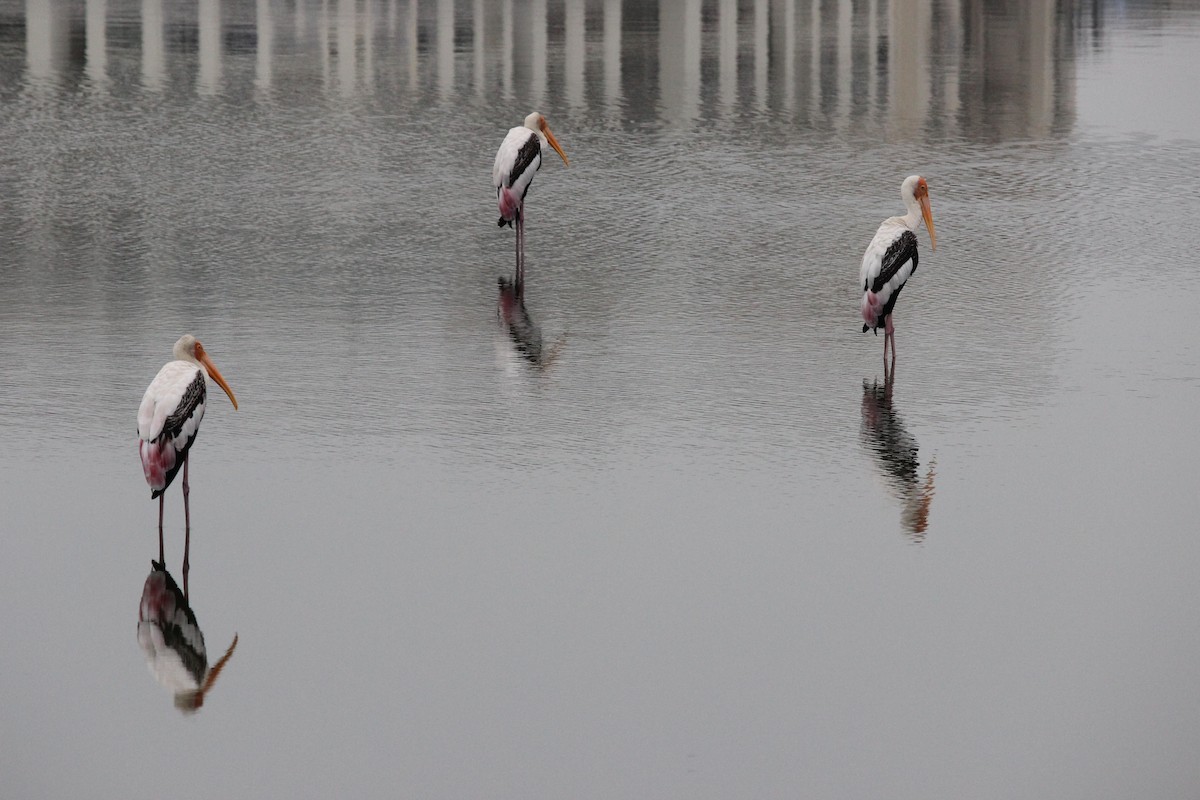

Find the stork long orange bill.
xmin=195 ymin=343 xmax=238 ymax=410
xmin=540 ymin=118 xmax=569 ymax=166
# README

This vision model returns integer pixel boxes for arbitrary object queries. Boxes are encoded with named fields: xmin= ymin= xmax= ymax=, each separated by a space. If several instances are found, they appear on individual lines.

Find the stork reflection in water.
xmin=137 ymin=561 xmax=238 ymax=713
xmin=860 ymin=361 xmax=936 ymax=542
xmin=497 ymin=276 xmax=566 ymax=370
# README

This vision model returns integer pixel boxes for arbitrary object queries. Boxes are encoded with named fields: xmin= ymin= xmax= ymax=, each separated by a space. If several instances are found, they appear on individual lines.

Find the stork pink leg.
xmin=158 ymin=494 xmax=165 ymax=565
xmin=516 ymin=202 xmax=526 ymax=289
xmin=182 ymin=456 xmax=191 ymax=600
xmin=514 ymin=208 xmax=522 ymax=282
xmin=884 ymin=315 xmax=896 ymax=362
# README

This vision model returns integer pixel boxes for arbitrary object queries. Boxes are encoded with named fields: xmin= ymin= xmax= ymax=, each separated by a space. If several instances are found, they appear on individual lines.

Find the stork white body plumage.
xmin=493 ymin=111 xmax=568 ymax=286
xmin=138 ymin=560 xmax=238 ymax=712
xmin=138 ymin=360 xmax=208 ymax=493
xmin=138 ymin=335 xmax=237 ymax=596
xmin=860 ymin=175 xmax=938 ymax=361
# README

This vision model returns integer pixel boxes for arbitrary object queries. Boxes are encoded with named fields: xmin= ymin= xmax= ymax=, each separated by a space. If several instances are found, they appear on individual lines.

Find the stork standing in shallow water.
xmin=493 ymin=112 xmax=569 ymax=287
xmin=137 ymin=335 xmax=237 ymax=596
xmin=860 ymin=175 xmax=937 ymax=361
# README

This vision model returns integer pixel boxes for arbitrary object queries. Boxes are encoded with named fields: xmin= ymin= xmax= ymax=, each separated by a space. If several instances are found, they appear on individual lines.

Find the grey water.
xmin=1 ymin=0 xmax=1199 ymax=797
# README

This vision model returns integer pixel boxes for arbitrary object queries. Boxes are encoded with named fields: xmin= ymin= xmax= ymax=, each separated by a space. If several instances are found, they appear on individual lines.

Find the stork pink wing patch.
xmin=140 ymin=439 xmax=176 ymax=492
xmin=498 ymin=187 xmax=521 ymax=222
xmin=862 ymin=291 xmax=883 ymax=326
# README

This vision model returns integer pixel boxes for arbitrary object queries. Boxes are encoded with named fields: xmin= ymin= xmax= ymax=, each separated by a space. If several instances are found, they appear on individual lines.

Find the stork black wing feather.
xmin=160 ymin=371 xmax=206 ymax=443
xmin=870 ymin=230 xmax=919 ymax=294
xmin=507 ymin=135 xmax=541 ymax=191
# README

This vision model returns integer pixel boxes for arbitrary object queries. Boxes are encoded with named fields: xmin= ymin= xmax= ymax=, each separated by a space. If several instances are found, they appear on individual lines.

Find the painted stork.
xmin=493 ymin=111 xmax=569 ymax=286
xmin=860 ymin=361 xmax=937 ymax=543
xmin=860 ymin=175 xmax=937 ymax=360
xmin=137 ymin=560 xmax=238 ymax=712
xmin=497 ymin=276 xmax=566 ymax=369
xmin=137 ymin=335 xmax=237 ymax=596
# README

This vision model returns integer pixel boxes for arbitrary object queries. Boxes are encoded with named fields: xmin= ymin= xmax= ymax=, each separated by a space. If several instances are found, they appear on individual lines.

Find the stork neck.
xmin=901 ymin=198 xmax=923 ymax=230
xmin=176 ymin=352 xmax=205 ymax=375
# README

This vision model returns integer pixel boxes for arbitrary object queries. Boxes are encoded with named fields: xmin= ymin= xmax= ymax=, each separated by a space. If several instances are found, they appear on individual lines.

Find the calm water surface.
xmin=1 ymin=1 xmax=1199 ymax=798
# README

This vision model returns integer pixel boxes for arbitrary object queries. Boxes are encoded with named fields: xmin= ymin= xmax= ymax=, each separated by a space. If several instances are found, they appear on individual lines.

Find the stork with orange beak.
xmin=493 ymin=112 xmax=569 ymax=287
xmin=860 ymin=175 xmax=938 ymax=361
xmin=137 ymin=335 xmax=238 ymax=596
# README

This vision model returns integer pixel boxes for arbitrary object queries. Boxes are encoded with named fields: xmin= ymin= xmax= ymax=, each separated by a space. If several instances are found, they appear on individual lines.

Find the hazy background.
xmin=1 ymin=1 xmax=1198 ymax=798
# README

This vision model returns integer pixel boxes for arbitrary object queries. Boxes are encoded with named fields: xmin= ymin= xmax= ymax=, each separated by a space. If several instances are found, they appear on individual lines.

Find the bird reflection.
xmin=860 ymin=362 xmax=936 ymax=543
xmin=497 ymin=276 xmax=565 ymax=369
xmin=137 ymin=561 xmax=238 ymax=713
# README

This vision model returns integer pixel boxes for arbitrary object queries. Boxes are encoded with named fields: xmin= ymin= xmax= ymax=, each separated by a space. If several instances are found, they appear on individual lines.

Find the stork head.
xmin=173 ymin=334 xmax=239 ymax=410
xmin=901 ymin=175 xmax=936 ymax=250
xmin=523 ymin=112 xmax=569 ymax=167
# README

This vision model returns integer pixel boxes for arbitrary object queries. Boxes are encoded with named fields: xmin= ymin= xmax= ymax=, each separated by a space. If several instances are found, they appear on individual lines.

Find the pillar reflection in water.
xmin=403 ymin=0 xmax=418 ymax=92
xmin=807 ymin=0 xmax=820 ymax=116
xmin=473 ymin=0 xmax=485 ymax=98
xmin=866 ymin=0 xmax=879 ymax=115
xmin=788 ymin=0 xmax=812 ymax=123
xmin=889 ymin=0 xmax=932 ymax=134
xmin=141 ymin=0 xmax=165 ymax=92
xmin=958 ymin=0 xmax=1074 ymax=139
xmin=511 ymin=0 xmax=547 ymax=111
xmin=531 ymin=0 xmax=548 ymax=111
xmin=603 ymin=0 xmax=621 ymax=112
xmin=717 ymin=0 xmax=737 ymax=114
xmin=773 ymin=0 xmax=797 ymax=115
xmin=753 ymin=0 xmax=767 ymax=111
xmin=940 ymin=0 xmax=962 ymax=127
xmin=318 ymin=0 xmax=330 ymax=93
xmin=337 ymin=0 xmax=357 ymax=96
xmin=501 ymin=0 xmax=514 ymax=101
xmin=437 ymin=0 xmax=454 ymax=101
xmin=25 ymin=0 xmax=68 ymax=87
xmin=1028 ymin=1 xmax=1058 ymax=136
xmin=659 ymin=0 xmax=701 ymax=125
xmin=27 ymin=0 xmax=1076 ymax=141
xmin=256 ymin=0 xmax=274 ymax=93
xmin=564 ymin=0 xmax=584 ymax=112
xmin=197 ymin=0 xmax=222 ymax=97
xmin=362 ymin=0 xmax=375 ymax=89
xmin=295 ymin=0 xmax=307 ymax=43
xmin=816 ymin=0 xmax=834 ymax=118
xmin=85 ymin=0 xmax=107 ymax=89
xmin=837 ymin=0 xmax=854 ymax=125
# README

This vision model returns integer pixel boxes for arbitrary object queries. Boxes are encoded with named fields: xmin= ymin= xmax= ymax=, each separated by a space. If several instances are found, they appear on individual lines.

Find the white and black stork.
xmin=497 ymin=276 xmax=566 ymax=370
xmin=137 ymin=335 xmax=237 ymax=596
xmin=493 ymin=111 xmax=569 ymax=286
xmin=860 ymin=175 xmax=937 ymax=360
xmin=860 ymin=360 xmax=937 ymax=543
xmin=137 ymin=560 xmax=238 ymax=712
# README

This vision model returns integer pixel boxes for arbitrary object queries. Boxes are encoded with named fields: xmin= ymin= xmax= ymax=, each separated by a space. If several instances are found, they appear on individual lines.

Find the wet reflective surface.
xmin=2 ymin=1 xmax=1199 ymax=797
